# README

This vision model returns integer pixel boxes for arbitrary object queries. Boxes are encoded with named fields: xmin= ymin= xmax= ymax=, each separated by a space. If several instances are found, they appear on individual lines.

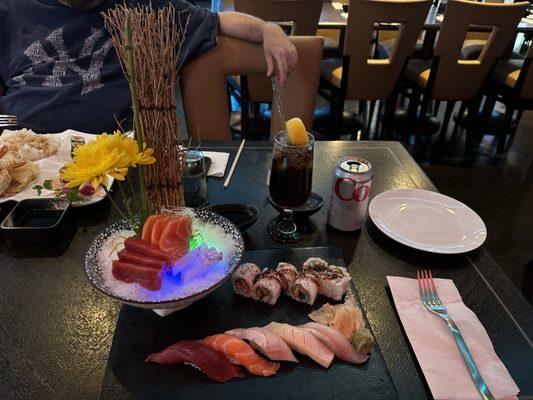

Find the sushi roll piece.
xmin=254 ymin=269 xmax=282 ymax=305
xmin=310 ymin=265 xmax=352 ymax=301
xmin=303 ymin=257 xmax=328 ymax=272
xmin=275 ymin=262 xmax=298 ymax=295
xmin=232 ymin=263 xmax=261 ymax=299
xmin=290 ymin=272 xmax=319 ymax=305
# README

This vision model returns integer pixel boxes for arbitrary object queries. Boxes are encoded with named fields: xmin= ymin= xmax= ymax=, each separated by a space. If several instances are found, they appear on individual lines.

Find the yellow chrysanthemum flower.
xmin=62 ymin=130 xmax=156 ymax=190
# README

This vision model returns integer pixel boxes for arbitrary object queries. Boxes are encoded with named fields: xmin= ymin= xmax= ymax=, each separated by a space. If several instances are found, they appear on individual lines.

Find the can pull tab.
xmin=347 ymin=161 xmax=362 ymax=172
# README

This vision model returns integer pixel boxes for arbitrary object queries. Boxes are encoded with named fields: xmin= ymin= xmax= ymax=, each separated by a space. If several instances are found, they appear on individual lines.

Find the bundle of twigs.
xmin=103 ymin=3 xmax=190 ymax=212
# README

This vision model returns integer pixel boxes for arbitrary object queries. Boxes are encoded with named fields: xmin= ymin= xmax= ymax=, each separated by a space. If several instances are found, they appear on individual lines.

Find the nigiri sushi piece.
xmin=254 ymin=270 xmax=282 ymax=305
xmin=264 ymin=322 xmax=334 ymax=368
xmin=275 ymin=262 xmax=298 ymax=295
xmin=145 ymin=340 xmax=245 ymax=382
xmin=232 ymin=263 xmax=262 ymax=299
xmin=203 ymin=334 xmax=280 ymax=377
xmin=289 ymin=272 xmax=319 ymax=305
xmin=225 ymin=327 xmax=298 ymax=362
xmin=300 ymin=322 xmax=369 ymax=364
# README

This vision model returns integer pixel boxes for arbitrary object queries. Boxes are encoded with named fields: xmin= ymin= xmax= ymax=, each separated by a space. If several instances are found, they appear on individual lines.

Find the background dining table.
xmin=212 ymin=0 xmax=533 ymax=32
xmin=0 ymin=140 xmax=532 ymax=399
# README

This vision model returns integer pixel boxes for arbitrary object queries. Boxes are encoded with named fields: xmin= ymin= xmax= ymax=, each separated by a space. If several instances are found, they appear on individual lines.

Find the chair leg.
xmin=405 ymin=87 xmax=421 ymax=142
xmin=507 ymin=108 xmax=523 ymax=150
xmin=463 ymin=97 xmax=482 ymax=159
xmin=437 ymin=100 xmax=455 ymax=144
xmin=450 ymin=101 xmax=467 ymax=145
xmin=415 ymin=93 xmax=431 ymax=149
xmin=366 ymin=100 xmax=377 ymax=138
xmin=497 ymin=104 xmax=515 ymax=154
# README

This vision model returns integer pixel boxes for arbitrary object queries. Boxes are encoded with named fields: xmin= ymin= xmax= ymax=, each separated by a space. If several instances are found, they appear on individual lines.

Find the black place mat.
xmin=99 ymin=247 xmax=398 ymax=400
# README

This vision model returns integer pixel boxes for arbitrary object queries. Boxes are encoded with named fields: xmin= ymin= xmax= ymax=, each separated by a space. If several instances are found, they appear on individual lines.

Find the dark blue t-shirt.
xmin=0 ymin=0 xmax=218 ymax=133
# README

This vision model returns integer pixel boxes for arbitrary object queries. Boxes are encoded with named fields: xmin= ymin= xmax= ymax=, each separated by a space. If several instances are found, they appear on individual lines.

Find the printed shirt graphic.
xmin=0 ymin=0 xmax=218 ymax=134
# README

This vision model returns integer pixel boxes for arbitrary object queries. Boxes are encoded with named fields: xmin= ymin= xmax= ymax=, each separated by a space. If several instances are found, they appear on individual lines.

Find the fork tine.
xmin=417 ymin=270 xmax=424 ymax=301
xmin=427 ymin=270 xmax=441 ymax=305
xmin=422 ymin=270 xmax=432 ymax=305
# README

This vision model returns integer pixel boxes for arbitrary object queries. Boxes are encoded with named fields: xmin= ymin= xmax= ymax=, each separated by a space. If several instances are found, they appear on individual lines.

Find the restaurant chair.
xmin=401 ymin=0 xmax=528 ymax=153
xmin=180 ymin=35 xmax=324 ymax=141
xmin=319 ymin=0 xmax=432 ymax=138
xmin=233 ymin=0 xmax=323 ymax=136
xmin=477 ymin=41 xmax=533 ymax=153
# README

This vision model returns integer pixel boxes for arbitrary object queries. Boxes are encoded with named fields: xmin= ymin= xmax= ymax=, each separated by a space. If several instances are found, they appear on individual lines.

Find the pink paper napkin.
xmin=387 ymin=276 xmax=519 ymax=400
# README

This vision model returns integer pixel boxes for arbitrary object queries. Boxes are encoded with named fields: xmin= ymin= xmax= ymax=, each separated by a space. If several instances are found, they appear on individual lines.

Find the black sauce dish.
xmin=0 ymin=198 xmax=71 ymax=243
xmin=206 ymin=203 xmax=259 ymax=232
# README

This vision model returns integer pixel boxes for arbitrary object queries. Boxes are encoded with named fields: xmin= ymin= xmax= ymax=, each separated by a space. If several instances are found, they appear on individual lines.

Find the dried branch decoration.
xmin=102 ymin=3 xmax=190 ymax=212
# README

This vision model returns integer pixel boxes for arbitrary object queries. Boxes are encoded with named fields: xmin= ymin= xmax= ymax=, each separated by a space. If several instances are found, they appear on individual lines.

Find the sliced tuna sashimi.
xmin=123 ymin=237 xmax=175 ymax=265
xmin=300 ymin=322 xmax=368 ymax=364
xmin=203 ymin=333 xmax=280 ymax=377
xmin=112 ymin=260 xmax=163 ymax=291
xmin=117 ymin=249 xmax=164 ymax=269
xmin=145 ymin=340 xmax=245 ymax=383
xmin=226 ymin=327 xmax=298 ymax=362
xmin=264 ymin=322 xmax=334 ymax=368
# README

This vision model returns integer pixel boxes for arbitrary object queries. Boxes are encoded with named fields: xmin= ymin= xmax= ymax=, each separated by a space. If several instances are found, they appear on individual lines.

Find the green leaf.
xmin=33 ymin=185 xmax=43 ymax=196
xmin=66 ymin=188 xmax=82 ymax=203
xmin=43 ymin=180 xmax=54 ymax=190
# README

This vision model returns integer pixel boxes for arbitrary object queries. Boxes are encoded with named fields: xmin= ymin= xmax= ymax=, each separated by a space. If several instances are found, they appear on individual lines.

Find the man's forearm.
xmin=218 ymin=11 xmax=267 ymax=43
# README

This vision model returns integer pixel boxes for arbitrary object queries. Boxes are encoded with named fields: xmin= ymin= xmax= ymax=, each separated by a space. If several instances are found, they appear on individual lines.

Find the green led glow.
xmin=189 ymin=229 xmax=205 ymax=250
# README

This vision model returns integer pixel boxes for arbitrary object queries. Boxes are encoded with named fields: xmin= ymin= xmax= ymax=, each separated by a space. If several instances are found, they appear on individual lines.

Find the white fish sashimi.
xmin=300 ymin=322 xmax=368 ymax=364
xmin=264 ymin=322 xmax=334 ymax=368
xmin=225 ymin=327 xmax=298 ymax=362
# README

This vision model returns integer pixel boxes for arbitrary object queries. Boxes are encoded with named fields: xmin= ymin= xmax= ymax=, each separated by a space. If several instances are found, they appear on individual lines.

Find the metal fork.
xmin=417 ymin=270 xmax=495 ymax=400
xmin=0 ymin=114 xmax=18 ymax=128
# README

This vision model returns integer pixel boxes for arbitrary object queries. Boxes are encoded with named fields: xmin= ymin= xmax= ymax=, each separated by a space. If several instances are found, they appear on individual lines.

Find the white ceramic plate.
xmin=0 ymin=129 xmax=112 ymax=207
xmin=369 ymin=189 xmax=487 ymax=254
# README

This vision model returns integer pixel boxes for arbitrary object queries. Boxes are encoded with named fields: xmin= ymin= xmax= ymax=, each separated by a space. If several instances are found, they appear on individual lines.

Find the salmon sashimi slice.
xmin=150 ymin=215 xmax=173 ymax=247
xmin=264 ymin=322 xmax=334 ymax=368
xmin=117 ymin=249 xmax=164 ymax=270
xmin=146 ymin=340 xmax=246 ymax=382
xmin=141 ymin=214 xmax=163 ymax=242
xmin=112 ymin=260 xmax=163 ymax=291
xmin=226 ymin=327 xmax=298 ymax=362
xmin=203 ymin=333 xmax=280 ymax=377
xmin=159 ymin=216 xmax=192 ymax=258
xmin=123 ymin=237 xmax=175 ymax=265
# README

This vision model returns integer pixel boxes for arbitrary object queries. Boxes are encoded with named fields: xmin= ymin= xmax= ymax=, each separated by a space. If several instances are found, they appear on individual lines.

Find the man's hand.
xmin=261 ymin=23 xmax=298 ymax=87
xmin=218 ymin=12 xmax=299 ymax=86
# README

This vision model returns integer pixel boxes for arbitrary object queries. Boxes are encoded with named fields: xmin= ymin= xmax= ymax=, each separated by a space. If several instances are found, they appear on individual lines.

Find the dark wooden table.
xmin=214 ymin=0 xmax=533 ymax=32
xmin=1 ymin=141 xmax=532 ymax=399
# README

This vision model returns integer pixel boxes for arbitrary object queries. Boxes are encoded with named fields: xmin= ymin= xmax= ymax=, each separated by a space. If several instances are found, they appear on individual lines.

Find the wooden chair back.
xmin=343 ymin=0 xmax=432 ymax=100
xmin=180 ymin=36 xmax=324 ymax=140
xmin=430 ymin=0 xmax=528 ymax=100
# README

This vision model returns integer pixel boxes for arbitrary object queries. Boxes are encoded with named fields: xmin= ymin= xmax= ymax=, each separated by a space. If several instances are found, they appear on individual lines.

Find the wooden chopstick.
xmin=223 ymin=139 xmax=246 ymax=188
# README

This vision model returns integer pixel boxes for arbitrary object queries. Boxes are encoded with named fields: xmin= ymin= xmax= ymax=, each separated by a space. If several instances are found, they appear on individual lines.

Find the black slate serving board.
xmin=99 ymin=247 xmax=398 ymax=400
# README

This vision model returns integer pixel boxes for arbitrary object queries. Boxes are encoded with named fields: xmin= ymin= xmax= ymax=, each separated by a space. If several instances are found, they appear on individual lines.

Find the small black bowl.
xmin=207 ymin=203 xmax=259 ymax=232
xmin=1 ymin=198 xmax=71 ymax=243
xmin=270 ymin=192 xmax=325 ymax=219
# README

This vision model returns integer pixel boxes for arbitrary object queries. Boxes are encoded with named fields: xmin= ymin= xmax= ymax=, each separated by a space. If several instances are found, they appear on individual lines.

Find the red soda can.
xmin=327 ymin=157 xmax=373 ymax=231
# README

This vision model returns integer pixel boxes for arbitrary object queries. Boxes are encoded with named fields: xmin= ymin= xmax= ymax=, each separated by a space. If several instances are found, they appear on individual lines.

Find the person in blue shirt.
xmin=0 ymin=0 xmax=298 ymax=133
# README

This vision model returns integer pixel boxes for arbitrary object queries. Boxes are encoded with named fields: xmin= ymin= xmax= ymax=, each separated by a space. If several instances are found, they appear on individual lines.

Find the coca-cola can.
xmin=327 ymin=157 xmax=373 ymax=231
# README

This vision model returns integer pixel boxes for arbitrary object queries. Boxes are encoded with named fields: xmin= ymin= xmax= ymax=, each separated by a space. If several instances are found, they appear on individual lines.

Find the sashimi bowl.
xmin=85 ymin=208 xmax=244 ymax=310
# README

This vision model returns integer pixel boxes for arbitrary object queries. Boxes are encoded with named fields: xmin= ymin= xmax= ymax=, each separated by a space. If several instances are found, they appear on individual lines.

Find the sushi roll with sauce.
xmin=303 ymin=257 xmax=328 ymax=272
xmin=232 ymin=263 xmax=261 ymax=299
xmin=290 ymin=272 xmax=319 ymax=305
xmin=308 ymin=265 xmax=351 ymax=301
xmin=254 ymin=269 xmax=282 ymax=305
xmin=275 ymin=262 xmax=298 ymax=295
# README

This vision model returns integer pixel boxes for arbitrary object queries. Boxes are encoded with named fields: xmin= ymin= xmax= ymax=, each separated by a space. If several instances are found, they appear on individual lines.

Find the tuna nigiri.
xmin=225 ymin=327 xmax=298 ymax=362
xmin=145 ymin=340 xmax=245 ymax=382
xmin=203 ymin=333 xmax=280 ymax=377
xmin=263 ymin=322 xmax=334 ymax=368
xmin=300 ymin=322 xmax=368 ymax=364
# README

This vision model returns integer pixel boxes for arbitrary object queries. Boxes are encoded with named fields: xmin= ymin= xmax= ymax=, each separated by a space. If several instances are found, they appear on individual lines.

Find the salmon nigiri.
xmin=159 ymin=216 xmax=192 ymax=258
xmin=203 ymin=333 xmax=280 ymax=377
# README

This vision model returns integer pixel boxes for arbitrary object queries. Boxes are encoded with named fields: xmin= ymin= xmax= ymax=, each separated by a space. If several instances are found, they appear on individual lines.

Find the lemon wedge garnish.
xmin=286 ymin=117 xmax=308 ymax=146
